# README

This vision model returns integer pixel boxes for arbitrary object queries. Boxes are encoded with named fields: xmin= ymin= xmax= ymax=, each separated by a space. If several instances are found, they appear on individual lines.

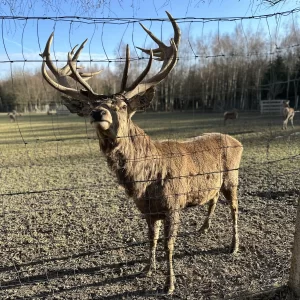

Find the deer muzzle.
xmin=91 ymin=108 xmax=112 ymax=131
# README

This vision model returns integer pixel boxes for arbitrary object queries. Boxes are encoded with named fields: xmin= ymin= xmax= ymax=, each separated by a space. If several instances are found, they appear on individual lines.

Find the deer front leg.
xmin=223 ymin=188 xmax=239 ymax=254
xmin=143 ymin=217 xmax=162 ymax=277
xmin=199 ymin=193 xmax=219 ymax=233
xmin=282 ymin=121 xmax=286 ymax=130
xmin=283 ymin=117 xmax=288 ymax=130
xmin=164 ymin=210 xmax=180 ymax=295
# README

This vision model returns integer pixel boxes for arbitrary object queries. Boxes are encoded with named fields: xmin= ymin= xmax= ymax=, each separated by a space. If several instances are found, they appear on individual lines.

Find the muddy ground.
xmin=0 ymin=112 xmax=299 ymax=299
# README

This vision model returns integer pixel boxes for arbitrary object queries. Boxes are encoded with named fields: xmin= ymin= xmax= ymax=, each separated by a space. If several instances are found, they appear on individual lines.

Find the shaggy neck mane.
xmin=100 ymin=120 xmax=165 ymax=199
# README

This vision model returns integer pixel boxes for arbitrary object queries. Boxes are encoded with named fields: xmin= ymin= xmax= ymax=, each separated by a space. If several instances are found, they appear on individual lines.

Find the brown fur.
xmin=224 ymin=109 xmax=238 ymax=125
xmin=93 ymin=97 xmax=243 ymax=294
xmin=40 ymin=13 xmax=243 ymax=293
xmin=282 ymin=101 xmax=295 ymax=130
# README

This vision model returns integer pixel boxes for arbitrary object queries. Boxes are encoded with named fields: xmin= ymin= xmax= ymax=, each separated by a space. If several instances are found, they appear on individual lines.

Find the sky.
xmin=0 ymin=0 xmax=299 ymax=78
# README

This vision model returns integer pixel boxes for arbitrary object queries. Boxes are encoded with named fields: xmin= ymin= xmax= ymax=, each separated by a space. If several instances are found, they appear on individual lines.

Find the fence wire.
xmin=0 ymin=8 xmax=300 ymax=300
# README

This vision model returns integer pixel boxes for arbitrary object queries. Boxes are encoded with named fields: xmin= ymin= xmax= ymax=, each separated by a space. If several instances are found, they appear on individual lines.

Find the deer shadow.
xmin=247 ymin=189 xmax=300 ymax=200
xmin=0 ymin=238 xmax=229 ymax=292
xmin=228 ymin=285 xmax=296 ymax=300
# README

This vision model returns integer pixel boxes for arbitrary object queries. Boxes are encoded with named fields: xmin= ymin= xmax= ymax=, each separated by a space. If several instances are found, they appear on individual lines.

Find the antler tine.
xmin=121 ymin=45 xmax=130 ymax=91
xmin=41 ymin=60 xmax=86 ymax=99
xmin=136 ymin=46 xmax=161 ymax=54
xmin=41 ymin=33 xmax=102 ymax=103
xmin=70 ymin=44 xmax=78 ymax=55
xmin=139 ymin=23 xmax=166 ymax=48
xmin=40 ymin=32 xmax=59 ymax=76
xmin=153 ymin=39 xmax=177 ymax=77
xmin=79 ymin=70 xmax=102 ymax=80
xmin=166 ymin=11 xmax=180 ymax=46
xmin=136 ymin=46 xmax=162 ymax=60
xmin=125 ymin=41 xmax=177 ymax=99
xmin=69 ymin=41 xmax=102 ymax=81
xmin=67 ymin=39 xmax=103 ymax=98
xmin=67 ymin=51 xmax=98 ymax=97
xmin=72 ymin=38 xmax=88 ymax=61
xmin=126 ymin=49 xmax=153 ymax=92
xmin=137 ymin=46 xmax=167 ymax=61
xmin=40 ymin=33 xmax=84 ymax=99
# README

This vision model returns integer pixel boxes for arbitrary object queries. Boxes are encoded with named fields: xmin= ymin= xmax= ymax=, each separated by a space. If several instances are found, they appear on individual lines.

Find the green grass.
xmin=0 ymin=111 xmax=298 ymax=194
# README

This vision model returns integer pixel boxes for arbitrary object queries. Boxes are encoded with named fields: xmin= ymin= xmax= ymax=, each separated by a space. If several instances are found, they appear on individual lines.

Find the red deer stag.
xmin=282 ymin=100 xmax=296 ymax=130
xmin=40 ymin=12 xmax=243 ymax=295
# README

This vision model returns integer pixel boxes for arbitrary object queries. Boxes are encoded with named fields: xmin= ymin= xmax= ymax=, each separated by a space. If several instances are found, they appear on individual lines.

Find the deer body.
xmin=102 ymin=124 xmax=241 ymax=212
xmin=40 ymin=13 xmax=243 ymax=294
xmin=282 ymin=101 xmax=295 ymax=130
xmin=94 ymin=102 xmax=243 ymax=293
xmin=224 ymin=109 xmax=238 ymax=125
xmin=8 ymin=113 xmax=15 ymax=122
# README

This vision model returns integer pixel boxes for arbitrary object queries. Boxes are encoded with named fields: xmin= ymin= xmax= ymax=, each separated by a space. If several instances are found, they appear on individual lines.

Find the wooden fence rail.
xmin=260 ymin=100 xmax=284 ymax=115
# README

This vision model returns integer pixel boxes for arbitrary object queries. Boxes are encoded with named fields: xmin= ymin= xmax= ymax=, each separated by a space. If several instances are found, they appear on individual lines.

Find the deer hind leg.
xmin=222 ymin=187 xmax=239 ymax=254
xmin=282 ymin=120 xmax=287 ymax=130
xmin=283 ymin=114 xmax=294 ymax=129
xmin=164 ymin=209 xmax=180 ymax=295
xmin=290 ymin=115 xmax=294 ymax=129
xmin=199 ymin=192 xmax=219 ymax=233
xmin=144 ymin=217 xmax=162 ymax=277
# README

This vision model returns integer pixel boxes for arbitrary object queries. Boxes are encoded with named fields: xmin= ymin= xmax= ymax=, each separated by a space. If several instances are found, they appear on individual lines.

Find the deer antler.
xmin=40 ymin=32 xmax=102 ymax=102
xmin=41 ymin=11 xmax=180 ymax=114
xmin=122 ymin=11 xmax=180 ymax=99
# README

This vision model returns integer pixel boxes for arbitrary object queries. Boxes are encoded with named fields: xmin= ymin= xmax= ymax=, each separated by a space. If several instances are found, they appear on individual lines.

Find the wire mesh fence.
xmin=0 ymin=8 xmax=300 ymax=299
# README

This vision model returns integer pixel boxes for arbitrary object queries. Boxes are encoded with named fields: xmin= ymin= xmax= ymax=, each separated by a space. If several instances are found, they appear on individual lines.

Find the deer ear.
xmin=127 ymin=87 xmax=155 ymax=117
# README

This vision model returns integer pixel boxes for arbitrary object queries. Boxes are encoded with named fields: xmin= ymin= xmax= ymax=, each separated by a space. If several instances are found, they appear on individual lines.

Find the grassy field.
xmin=0 ymin=111 xmax=299 ymax=299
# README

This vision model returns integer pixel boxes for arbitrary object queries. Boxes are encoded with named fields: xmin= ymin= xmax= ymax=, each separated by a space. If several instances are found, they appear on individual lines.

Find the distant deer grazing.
xmin=8 ymin=111 xmax=22 ymax=122
xmin=8 ymin=113 xmax=15 ymax=122
xmin=40 ymin=12 xmax=243 ymax=295
xmin=282 ymin=100 xmax=295 ymax=130
xmin=224 ymin=109 xmax=238 ymax=125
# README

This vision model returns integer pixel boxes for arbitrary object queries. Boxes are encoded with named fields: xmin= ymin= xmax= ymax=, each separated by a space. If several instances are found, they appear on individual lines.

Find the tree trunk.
xmin=169 ymin=79 xmax=174 ymax=111
xmin=286 ymin=69 xmax=290 ymax=99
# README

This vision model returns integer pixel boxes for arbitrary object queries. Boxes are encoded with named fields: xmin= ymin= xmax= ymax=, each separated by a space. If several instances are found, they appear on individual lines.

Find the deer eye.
xmin=121 ymin=105 xmax=127 ymax=110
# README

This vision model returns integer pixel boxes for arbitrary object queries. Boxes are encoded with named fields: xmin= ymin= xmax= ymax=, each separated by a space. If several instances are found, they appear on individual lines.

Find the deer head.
xmin=283 ymin=100 xmax=290 ymax=108
xmin=40 ymin=12 xmax=180 ymax=140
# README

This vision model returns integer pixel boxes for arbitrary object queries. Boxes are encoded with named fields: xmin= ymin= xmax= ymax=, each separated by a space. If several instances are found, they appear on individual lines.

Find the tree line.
xmin=1 ymin=22 xmax=300 ymax=113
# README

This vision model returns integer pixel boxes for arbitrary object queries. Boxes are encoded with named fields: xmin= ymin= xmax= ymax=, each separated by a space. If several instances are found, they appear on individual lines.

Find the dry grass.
xmin=0 ymin=111 xmax=299 ymax=299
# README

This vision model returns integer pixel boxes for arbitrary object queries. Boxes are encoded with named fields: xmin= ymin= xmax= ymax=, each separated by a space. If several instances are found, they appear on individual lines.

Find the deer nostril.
xmin=91 ymin=110 xmax=105 ymax=121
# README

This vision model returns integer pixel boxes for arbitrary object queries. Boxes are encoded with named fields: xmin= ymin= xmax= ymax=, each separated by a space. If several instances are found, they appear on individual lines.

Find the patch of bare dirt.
xmin=0 ymin=164 xmax=299 ymax=299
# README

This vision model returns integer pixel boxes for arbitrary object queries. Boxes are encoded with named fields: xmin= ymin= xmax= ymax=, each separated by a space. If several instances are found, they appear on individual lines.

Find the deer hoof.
xmin=199 ymin=221 xmax=210 ymax=234
xmin=164 ymin=285 xmax=175 ymax=295
xmin=230 ymin=245 xmax=239 ymax=255
xmin=142 ymin=265 xmax=156 ymax=277
xmin=199 ymin=226 xmax=209 ymax=234
xmin=164 ymin=276 xmax=176 ymax=294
